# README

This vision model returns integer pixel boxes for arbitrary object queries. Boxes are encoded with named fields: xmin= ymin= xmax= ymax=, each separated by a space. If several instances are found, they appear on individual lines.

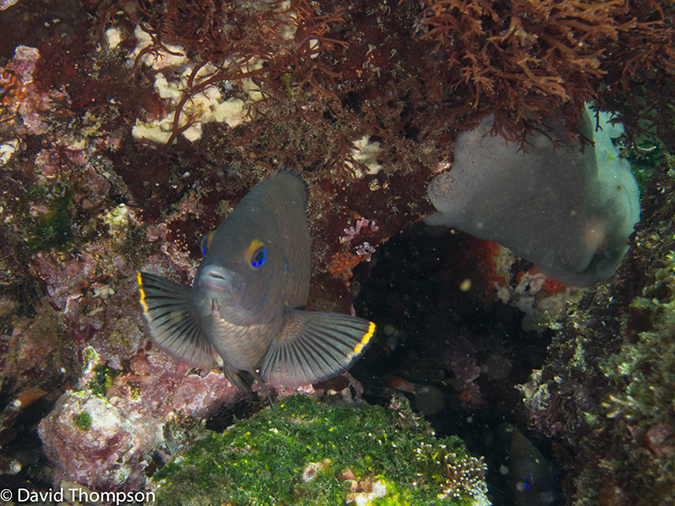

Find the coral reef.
xmin=153 ymin=394 xmax=490 ymax=506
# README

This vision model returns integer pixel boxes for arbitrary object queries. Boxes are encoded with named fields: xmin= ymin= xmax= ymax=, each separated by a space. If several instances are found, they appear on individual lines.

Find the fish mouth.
xmin=197 ymin=265 xmax=239 ymax=302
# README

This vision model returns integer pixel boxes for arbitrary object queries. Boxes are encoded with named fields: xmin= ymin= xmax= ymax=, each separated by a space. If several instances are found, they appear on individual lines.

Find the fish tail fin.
xmin=260 ymin=309 xmax=376 ymax=387
xmin=137 ymin=272 xmax=215 ymax=371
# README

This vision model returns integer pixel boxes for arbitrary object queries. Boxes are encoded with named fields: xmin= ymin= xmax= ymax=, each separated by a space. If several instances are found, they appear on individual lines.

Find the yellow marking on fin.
xmin=137 ymin=272 xmax=152 ymax=321
xmin=347 ymin=321 xmax=376 ymax=361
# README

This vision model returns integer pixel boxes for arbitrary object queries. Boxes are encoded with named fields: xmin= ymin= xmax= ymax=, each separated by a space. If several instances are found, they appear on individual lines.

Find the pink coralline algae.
xmin=38 ymin=392 xmax=162 ymax=491
xmin=356 ymin=242 xmax=376 ymax=262
xmin=341 ymin=218 xmax=380 ymax=262
xmin=5 ymin=46 xmax=54 ymax=135
xmin=341 ymin=217 xmax=379 ymax=243
xmin=38 ymin=349 xmax=242 ymax=492
xmin=122 ymin=351 xmax=241 ymax=419
xmin=8 ymin=45 xmax=39 ymax=85
xmin=32 ymin=251 xmax=98 ymax=313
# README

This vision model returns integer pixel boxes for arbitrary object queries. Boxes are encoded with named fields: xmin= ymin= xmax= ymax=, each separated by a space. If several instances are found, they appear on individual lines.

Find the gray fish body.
xmin=193 ymin=169 xmax=309 ymax=372
xmin=138 ymin=167 xmax=375 ymax=393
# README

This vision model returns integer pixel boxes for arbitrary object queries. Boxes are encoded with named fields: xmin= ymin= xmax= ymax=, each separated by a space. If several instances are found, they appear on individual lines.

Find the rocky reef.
xmin=518 ymin=157 xmax=675 ymax=506
xmin=153 ymin=394 xmax=490 ymax=506
xmin=0 ymin=0 xmax=674 ymax=504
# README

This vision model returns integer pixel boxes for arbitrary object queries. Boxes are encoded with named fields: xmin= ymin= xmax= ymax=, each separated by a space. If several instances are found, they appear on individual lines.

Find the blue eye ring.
xmin=251 ymin=246 xmax=267 ymax=268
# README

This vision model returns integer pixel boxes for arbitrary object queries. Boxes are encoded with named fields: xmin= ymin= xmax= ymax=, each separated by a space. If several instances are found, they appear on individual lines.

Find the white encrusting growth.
xmin=128 ymin=27 xmax=263 ymax=144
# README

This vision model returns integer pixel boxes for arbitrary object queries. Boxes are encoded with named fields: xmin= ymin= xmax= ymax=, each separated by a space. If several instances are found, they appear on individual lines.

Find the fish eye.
xmin=250 ymin=246 xmax=267 ymax=268
xmin=200 ymin=231 xmax=215 ymax=255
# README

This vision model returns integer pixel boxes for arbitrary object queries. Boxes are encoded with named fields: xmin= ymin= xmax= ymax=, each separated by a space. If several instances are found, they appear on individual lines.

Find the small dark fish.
xmin=138 ymin=167 xmax=376 ymax=399
xmin=499 ymin=424 xmax=557 ymax=506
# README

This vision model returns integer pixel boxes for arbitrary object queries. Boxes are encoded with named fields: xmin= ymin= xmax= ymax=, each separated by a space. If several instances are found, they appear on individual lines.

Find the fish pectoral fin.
xmin=260 ymin=309 xmax=376 ymax=387
xmin=137 ymin=272 xmax=215 ymax=371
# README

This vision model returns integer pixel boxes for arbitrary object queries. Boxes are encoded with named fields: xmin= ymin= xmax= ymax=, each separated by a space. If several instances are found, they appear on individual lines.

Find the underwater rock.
xmin=37 ymin=347 xmax=243 ymax=491
xmin=517 ymin=165 xmax=675 ymax=504
xmin=426 ymin=105 xmax=640 ymax=287
xmin=153 ymin=394 xmax=491 ymax=506
xmin=38 ymin=391 xmax=160 ymax=491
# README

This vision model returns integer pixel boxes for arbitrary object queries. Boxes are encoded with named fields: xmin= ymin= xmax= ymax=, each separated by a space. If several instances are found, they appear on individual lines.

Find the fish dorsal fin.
xmin=271 ymin=166 xmax=309 ymax=204
xmin=260 ymin=308 xmax=376 ymax=387
xmin=138 ymin=272 xmax=215 ymax=371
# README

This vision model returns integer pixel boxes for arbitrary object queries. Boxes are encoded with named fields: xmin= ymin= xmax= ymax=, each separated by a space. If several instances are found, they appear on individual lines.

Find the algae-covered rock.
xmin=153 ymin=395 xmax=490 ymax=506
xmin=517 ymin=162 xmax=675 ymax=505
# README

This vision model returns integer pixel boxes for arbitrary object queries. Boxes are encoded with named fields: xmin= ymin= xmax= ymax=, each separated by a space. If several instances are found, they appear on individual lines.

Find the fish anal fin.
xmin=223 ymin=366 xmax=273 ymax=407
xmin=261 ymin=309 xmax=376 ymax=387
xmin=223 ymin=365 xmax=254 ymax=391
xmin=138 ymin=272 xmax=215 ymax=371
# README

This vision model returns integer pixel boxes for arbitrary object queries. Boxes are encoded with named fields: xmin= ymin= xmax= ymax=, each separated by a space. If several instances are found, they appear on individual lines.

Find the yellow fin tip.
xmin=137 ymin=272 xmax=151 ymax=318
xmin=349 ymin=321 xmax=376 ymax=359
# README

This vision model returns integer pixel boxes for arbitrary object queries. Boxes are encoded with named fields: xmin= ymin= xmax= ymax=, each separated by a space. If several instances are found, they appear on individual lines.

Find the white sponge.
xmin=426 ymin=105 xmax=640 ymax=287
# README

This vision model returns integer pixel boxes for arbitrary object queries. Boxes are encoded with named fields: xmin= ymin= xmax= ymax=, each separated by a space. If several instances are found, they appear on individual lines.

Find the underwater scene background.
xmin=0 ymin=0 xmax=674 ymax=505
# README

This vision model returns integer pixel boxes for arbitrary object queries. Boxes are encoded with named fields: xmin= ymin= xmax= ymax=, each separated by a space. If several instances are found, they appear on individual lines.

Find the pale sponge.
xmin=426 ymin=106 xmax=640 ymax=287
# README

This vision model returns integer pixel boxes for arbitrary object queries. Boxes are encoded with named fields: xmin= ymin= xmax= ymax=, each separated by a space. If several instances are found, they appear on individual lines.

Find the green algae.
xmin=27 ymin=186 xmax=74 ymax=253
xmin=88 ymin=363 xmax=121 ymax=398
xmin=153 ymin=395 xmax=488 ymax=506
xmin=73 ymin=411 xmax=92 ymax=431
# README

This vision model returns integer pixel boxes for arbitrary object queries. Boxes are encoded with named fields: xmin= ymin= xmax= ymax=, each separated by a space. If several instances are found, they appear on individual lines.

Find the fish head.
xmin=193 ymin=229 xmax=286 ymax=325
xmin=192 ymin=168 xmax=310 ymax=327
